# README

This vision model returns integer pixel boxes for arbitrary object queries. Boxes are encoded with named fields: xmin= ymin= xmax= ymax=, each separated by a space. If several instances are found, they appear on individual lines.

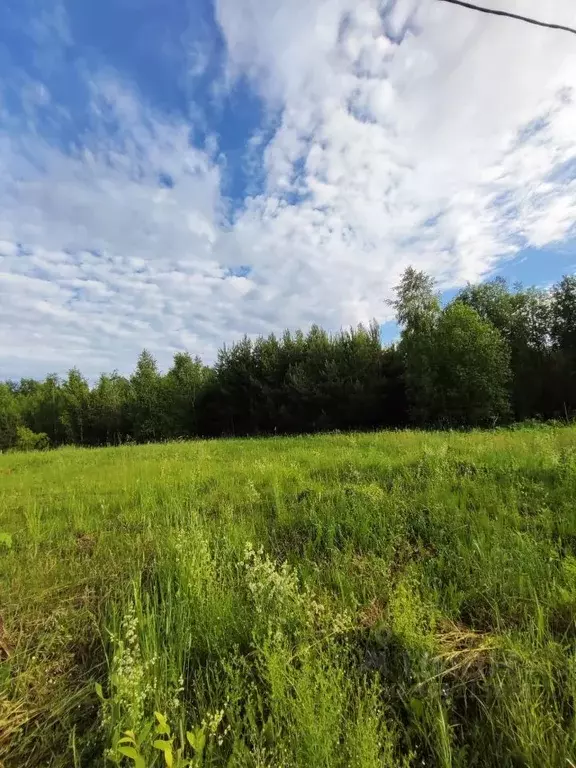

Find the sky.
xmin=1 ymin=0 xmax=576 ymax=379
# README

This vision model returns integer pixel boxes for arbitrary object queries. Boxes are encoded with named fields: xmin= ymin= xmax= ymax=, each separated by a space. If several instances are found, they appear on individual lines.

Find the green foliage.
xmin=15 ymin=425 xmax=49 ymax=451
xmin=394 ymin=275 xmax=511 ymax=426
xmin=90 ymin=372 xmax=131 ymax=445
xmin=128 ymin=350 xmax=163 ymax=442
xmin=2 ymin=269 xmax=576 ymax=450
xmin=430 ymin=302 xmax=511 ymax=426
xmin=24 ymin=374 xmax=67 ymax=444
xmin=61 ymin=368 xmax=91 ymax=444
xmin=550 ymin=275 xmax=576 ymax=414
xmin=163 ymin=352 xmax=209 ymax=438
xmin=393 ymin=268 xmax=441 ymax=424
xmin=457 ymin=278 xmax=552 ymax=419
xmin=391 ymin=266 xmax=440 ymax=332
xmin=551 ymin=275 xmax=576 ymax=355
xmin=105 ymin=711 xmax=212 ymax=768
xmin=200 ymin=323 xmax=405 ymax=436
xmin=0 ymin=383 xmax=20 ymax=451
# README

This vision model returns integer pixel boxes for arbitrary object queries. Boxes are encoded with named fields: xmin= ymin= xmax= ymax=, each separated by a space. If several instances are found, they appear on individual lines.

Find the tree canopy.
xmin=1 ymin=269 xmax=575 ymax=450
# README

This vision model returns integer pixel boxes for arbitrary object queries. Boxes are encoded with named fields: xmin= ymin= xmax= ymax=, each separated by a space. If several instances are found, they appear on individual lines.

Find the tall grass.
xmin=2 ymin=426 xmax=576 ymax=766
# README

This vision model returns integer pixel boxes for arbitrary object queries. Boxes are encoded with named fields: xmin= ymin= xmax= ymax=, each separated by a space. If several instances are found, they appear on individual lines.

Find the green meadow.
xmin=2 ymin=426 xmax=576 ymax=767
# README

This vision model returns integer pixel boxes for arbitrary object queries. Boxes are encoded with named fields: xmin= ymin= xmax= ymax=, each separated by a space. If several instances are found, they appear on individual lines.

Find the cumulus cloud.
xmin=0 ymin=73 xmax=232 ymax=377
xmin=1 ymin=0 xmax=576 ymax=378
xmin=217 ymin=0 xmax=576 ymax=306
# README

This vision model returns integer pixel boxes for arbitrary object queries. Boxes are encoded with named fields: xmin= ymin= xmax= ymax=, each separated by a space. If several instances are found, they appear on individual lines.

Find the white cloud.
xmin=1 ymin=0 xmax=576 ymax=378
xmin=216 ymin=0 xmax=576 ymax=300
xmin=0 ymin=70 xmax=240 ymax=377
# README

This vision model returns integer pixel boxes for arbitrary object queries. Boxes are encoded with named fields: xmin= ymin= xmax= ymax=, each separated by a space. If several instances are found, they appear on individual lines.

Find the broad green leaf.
xmin=0 ymin=532 xmax=12 ymax=550
xmin=153 ymin=740 xmax=173 ymax=767
xmin=153 ymin=739 xmax=171 ymax=751
xmin=94 ymin=682 xmax=105 ymax=701
xmin=186 ymin=727 xmax=206 ymax=756
xmin=409 ymin=697 xmax=424 ymax=719
xmin=117 ymin=745 xmax=145 ymax=768
xmin=138 ymin=719 xmax=154 ymax=746
xmin=154 ymin=711 xmax=171 ymax=736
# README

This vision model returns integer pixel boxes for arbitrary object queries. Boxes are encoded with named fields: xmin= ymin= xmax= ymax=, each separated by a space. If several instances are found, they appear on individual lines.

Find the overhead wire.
xmin=438 ymin=0 xmax=576 ymax=36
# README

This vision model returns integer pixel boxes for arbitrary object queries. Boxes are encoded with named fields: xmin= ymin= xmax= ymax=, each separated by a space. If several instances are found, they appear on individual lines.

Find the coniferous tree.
xmin=128 ymin=350 xmax=163 ymax=442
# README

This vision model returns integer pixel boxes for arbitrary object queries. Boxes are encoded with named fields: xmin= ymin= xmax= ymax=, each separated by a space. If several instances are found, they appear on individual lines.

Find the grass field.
xmin=2 ymin=427 xmax=576 ymax=767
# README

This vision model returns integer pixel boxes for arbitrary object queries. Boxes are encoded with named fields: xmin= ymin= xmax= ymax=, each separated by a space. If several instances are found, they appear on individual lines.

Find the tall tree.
xmin=61 ymin=369 xmax=91 ymax=445
xmin=90 ymin=373 xmax=130 ymax=445
xmin=0 ymin=384 xmax=20 ymax=451
xmin=205 ymin=338 xmax=263 ymax=436
xmin=550 ymin=275 xmax=576 ymax=415
xmin=431 ymin=301 xmax=511 ymax=426
xmin=128 ymin=350 xmax=163 ymax=442
xmin=391 ymin=267 xmax=440 ymax=332
xmin=3 ymin=269 xmax=575 ymax=449
xmin=164 ymin=352 xmax=208 ymax=437
xmin=392 ymin=268 xmax=441 ymax=424
xmin=25 ymin=375 xmax=67 ymax=445
xmin=551 ymin=276 xmax=576 ymax=355
xmin=394 ymin=269 xmax=512 ymax=426
xmin=457 ymin=278 xmax=551 ymax=419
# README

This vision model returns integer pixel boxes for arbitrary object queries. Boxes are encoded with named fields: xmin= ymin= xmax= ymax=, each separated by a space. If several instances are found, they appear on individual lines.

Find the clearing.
xmin=2 ymin=427 xmax=576 ymax=767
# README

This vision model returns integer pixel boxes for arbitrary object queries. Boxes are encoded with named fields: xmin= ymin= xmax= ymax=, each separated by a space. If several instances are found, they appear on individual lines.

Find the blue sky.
xmin=1 ymin=0 xmax=575 ymax=378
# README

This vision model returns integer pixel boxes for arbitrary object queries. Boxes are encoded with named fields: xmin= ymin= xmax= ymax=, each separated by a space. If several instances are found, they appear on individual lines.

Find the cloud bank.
xmin=1 ymin=0 xmax=575 ymax=377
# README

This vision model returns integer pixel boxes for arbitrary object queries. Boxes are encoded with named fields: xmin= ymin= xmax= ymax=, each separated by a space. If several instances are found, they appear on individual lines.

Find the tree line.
xmin=1 ymin=268 xmax=575 ymax=450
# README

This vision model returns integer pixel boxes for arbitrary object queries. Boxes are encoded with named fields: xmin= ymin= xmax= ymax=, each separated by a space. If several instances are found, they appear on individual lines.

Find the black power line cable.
xmin=439 ymin=0 xmax=576 ymax=36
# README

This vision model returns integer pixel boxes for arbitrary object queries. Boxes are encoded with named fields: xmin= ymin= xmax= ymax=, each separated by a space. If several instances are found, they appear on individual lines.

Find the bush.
xmin=15 ymin=425 xmax=50 ymax=452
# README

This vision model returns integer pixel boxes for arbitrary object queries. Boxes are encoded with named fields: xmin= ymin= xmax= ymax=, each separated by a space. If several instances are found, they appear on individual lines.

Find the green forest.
xmin=2 ymin=268 xmax=576 ymax=450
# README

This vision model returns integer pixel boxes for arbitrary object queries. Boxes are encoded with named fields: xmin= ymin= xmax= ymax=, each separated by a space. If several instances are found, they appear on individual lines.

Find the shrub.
xmin=15 ymin=425 xmax=50 ymax=451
